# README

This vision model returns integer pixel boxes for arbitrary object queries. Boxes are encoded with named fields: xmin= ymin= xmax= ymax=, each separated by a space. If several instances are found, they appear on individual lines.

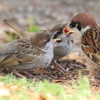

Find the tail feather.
xmin=4 ymin=19 xmax=27 ymax=38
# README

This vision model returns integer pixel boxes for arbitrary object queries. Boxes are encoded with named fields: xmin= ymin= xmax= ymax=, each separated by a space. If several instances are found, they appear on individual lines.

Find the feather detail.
xmin=81 ymin=27 xmax=100 ymax=65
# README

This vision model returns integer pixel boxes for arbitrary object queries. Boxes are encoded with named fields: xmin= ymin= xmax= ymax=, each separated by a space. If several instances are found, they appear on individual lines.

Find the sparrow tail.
xmin=4 ymin=18 xmax=28 ymax=38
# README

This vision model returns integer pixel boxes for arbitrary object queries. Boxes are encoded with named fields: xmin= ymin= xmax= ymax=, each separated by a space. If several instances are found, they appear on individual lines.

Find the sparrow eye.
xmin=46 ymin=38 xmax=50 ymax=42
xmin=42 ymin=38 xmax=50 ymax=47
xmin=57 ymin=28 xmax=62 ymax=34
xmin=57 ymin=31 xmax=60 ymax=34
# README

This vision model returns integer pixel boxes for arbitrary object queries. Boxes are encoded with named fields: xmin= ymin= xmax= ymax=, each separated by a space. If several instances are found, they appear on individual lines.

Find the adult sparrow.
xmin=65 ymin=12 xmax=100 ymax=78
xmin=0 ymin=31 xmax=59 ymax=71
xmin=4 ymin=19 xmax=74 ymax=72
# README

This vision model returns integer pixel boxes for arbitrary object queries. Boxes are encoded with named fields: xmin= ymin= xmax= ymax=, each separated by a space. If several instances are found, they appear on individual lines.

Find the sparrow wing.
xmin=81 ymin=27 xmax=100 ymax=65
xmin=0 ymin=39 xmax=45 ymax=68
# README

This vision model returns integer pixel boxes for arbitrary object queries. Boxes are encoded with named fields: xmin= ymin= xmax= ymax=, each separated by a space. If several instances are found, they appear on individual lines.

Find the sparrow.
xmin=64 ymin=12 xmax=100 ymax=78
xmin=4 ymin=19 xmax=74 ymax=72
xmin=51 ymin=23 xmax=74 ymax=61
xmin=0 ymin=31 xmax=59 ymax=71
xmin=50 ymin=23 xmax=74 ymax=72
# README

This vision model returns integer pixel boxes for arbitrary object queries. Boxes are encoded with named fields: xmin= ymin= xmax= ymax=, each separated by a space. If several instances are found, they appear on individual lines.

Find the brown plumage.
xmin=0 ymin=31 xmax=57 ymax=70
xmin=66 ymin=12 xmax=100 ymax=78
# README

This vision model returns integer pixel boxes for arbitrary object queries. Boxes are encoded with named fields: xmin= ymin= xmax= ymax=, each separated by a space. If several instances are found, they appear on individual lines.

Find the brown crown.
xmin=71 ymin=12 xmax=98 ymax=28
xmin=31 ymin=32 xmax=52 ymax=48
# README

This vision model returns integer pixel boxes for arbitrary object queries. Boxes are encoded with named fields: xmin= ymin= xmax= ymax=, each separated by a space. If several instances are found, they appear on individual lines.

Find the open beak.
xmin=63 ymin=25 xmax=75 ymax=35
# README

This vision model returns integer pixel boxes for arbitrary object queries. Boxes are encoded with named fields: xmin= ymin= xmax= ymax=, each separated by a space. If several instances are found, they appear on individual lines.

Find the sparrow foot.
xmin=54 ymin=60 xmax=67 ymax=73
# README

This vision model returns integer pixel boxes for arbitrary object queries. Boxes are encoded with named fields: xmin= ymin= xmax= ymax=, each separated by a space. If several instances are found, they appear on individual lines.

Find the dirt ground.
xmin=0 ymin=0 xmax=100 ymax=94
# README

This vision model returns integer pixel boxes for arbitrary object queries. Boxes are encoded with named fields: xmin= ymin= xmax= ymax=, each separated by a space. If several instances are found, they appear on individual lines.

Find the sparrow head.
xmin=51 ymin=24 xmax=65 ymax=32
xmin=51 ymin=23 xmax=74 ymax=43
xmin=31 ymin=31 xmax=58 ymax=48
xmin=51 ymin=24 xmax=66 ymax=43
xmin=69 ymin=12 xmax=99 ymax=32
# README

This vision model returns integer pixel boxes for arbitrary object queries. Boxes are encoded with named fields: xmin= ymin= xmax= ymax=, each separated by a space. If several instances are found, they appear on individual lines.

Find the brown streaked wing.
xmin=81 ymin=27 xmax=100 ymax=65
xmin=0 ymin=39 xmax=44 ymax=68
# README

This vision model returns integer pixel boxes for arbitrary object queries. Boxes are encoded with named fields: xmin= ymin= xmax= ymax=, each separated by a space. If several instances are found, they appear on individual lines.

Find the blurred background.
xmin=0 ymin=0 xmax=100 ymax=57
xmin=0 ymin=0 xmax=100 ymax=27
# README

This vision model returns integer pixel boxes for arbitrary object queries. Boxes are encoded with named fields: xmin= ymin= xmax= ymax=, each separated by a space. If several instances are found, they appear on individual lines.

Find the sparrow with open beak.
xmin=64 ymin=12 xmax=100 ymax=79
xmin=50 ymin=23 xmax=74 ymax=72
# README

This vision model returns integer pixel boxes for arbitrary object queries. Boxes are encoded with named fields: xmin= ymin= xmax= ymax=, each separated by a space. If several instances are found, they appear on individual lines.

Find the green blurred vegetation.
xmin=26 ymin=18 xmax=40 ymax=32
xmin=0 ymin=74 xmax=99 ymax=100
xmin=5 ymin=31 xmax=19 ymax=42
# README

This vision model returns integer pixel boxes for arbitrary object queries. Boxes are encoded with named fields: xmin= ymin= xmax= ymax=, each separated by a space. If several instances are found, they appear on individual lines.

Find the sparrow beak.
xmin=51 ymin=31 xmax=62 ymax=43
xmin=63 ymin=25 xmax=75 ymax=35
xmin=52 ymin=38 xmax=61 ymax=43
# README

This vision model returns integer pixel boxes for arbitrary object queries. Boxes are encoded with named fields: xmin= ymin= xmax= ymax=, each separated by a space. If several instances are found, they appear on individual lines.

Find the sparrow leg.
xmin=54 ymin=60 xmax=67 ymax=73
xmin=19 ymin=71 xmax=33 ymax=77
xmin=13 ymin=70 xmax=25 ymax=78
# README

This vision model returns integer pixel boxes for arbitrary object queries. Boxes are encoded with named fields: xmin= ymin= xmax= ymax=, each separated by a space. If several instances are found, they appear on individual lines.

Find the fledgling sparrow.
xmin=4 ymin=19 xmax=74 ymax=72
xmin=0 ymin=31 xmax=59 ymax=70
xmin=65 ymin=12 xmax=100 ymax=78
xmin=51 ymin=23 xmax=74 ymax=61
xmin=50 ymin=23 xmax=74 ymax=72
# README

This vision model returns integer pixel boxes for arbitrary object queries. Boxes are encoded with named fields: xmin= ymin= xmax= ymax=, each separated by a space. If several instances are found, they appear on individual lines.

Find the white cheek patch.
xmin=81 ymin=26 xmax=91 ymax=34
